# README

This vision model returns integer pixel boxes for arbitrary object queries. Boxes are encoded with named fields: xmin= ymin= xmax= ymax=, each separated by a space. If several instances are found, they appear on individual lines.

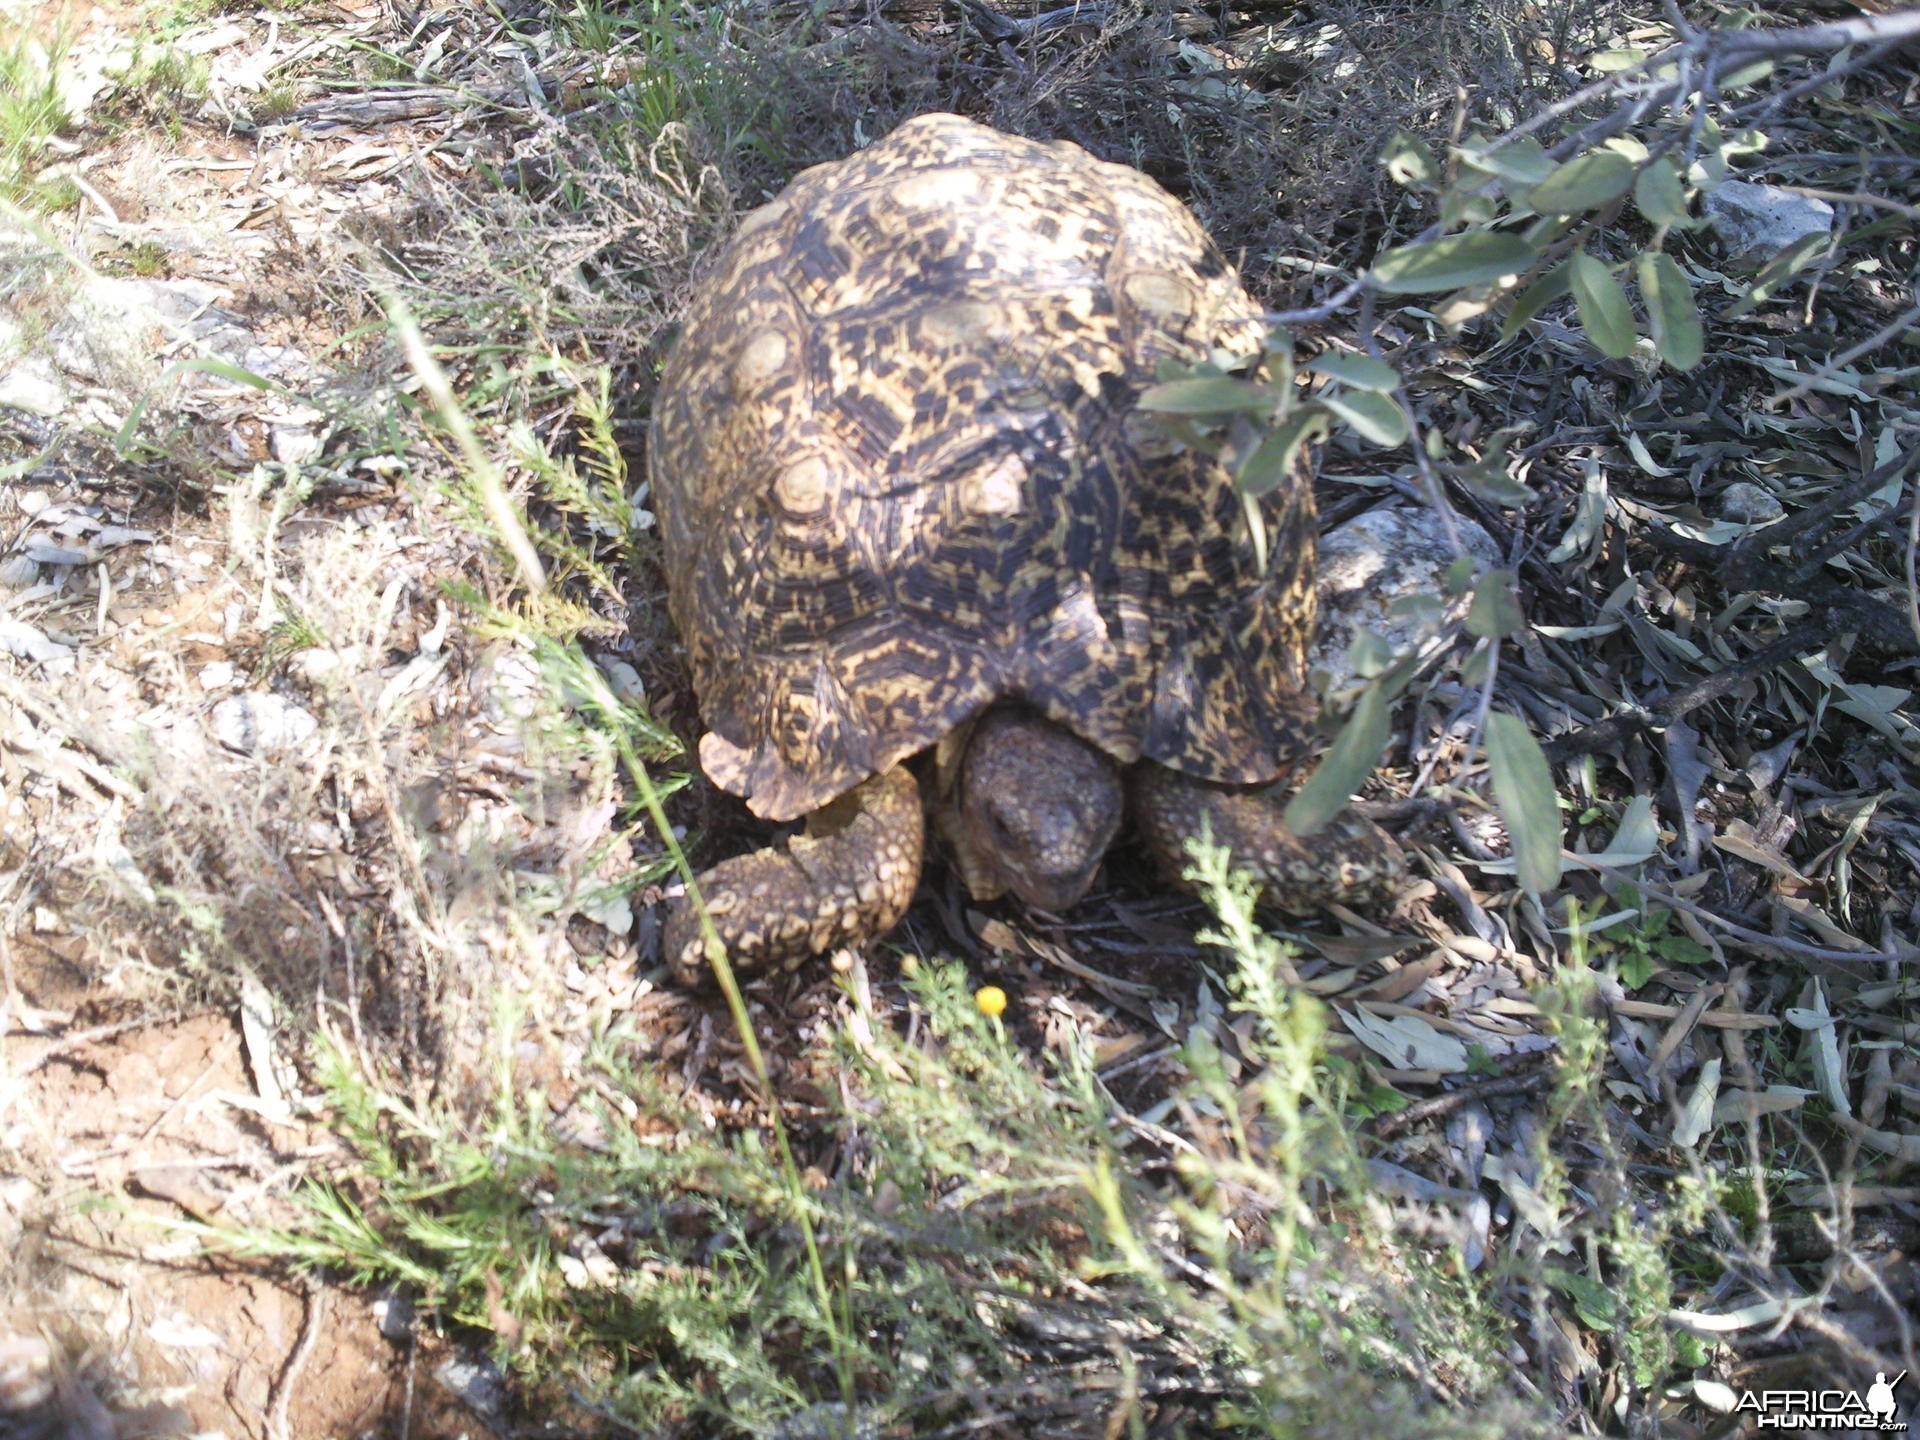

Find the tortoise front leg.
xmin=1130 ymin=764 xmax=1403 ymax=914
xmin=663 ymin=765 xmax=926 ymax=985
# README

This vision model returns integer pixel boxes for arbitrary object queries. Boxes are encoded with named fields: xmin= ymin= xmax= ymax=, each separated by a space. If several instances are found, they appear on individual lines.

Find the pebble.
xmin=1718 ymin=481 xmax=1786 ymax=524
xmin=209 ymin=692 xmax=319 ymax=754
xmin=1704 ymin=179 xmax=1835 ymax=266
xmin=604 ymin=660 xmax=646 ymax=705
xmin=1312 ymin=501 xmax=1501 ymax=691
xmin=435 ymin=1355 xmax=506 ymax=1416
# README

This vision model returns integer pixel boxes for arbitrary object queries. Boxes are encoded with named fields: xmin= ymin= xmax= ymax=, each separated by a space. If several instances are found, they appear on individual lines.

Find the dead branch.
xmin=1540 ymin=615 xmax=1851 ymax=762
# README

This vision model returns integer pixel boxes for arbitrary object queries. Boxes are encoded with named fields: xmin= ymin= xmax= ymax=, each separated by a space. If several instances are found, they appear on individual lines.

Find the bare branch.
xmin=1907 ymin=471 xmax=1920 ymax=649
xmin=1709 ymin=11 xmax=1920 ymax=56
xmin=1772 ymin=299 xmax=1920 ymax=406
xmin=1540 ymin=616 xmax=1851 ymax=763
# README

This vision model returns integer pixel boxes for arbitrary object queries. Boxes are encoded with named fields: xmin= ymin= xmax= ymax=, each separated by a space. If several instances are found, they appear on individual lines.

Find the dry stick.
xmin=1757 ymin=448 xmax=1917 ymax=576
xmin=13 ymin=1016 xmax=209 ymax=1075
xmin=269 ymin=1280 xmax=326 ymax=1440
xmin=1726 ymin=37 xmax=1918 ymax=138
xmin=1907 ymin=465 xmax=1920 ymax=648
xmin=1779 ymin=186 xmax=1920 ymax=220
xmin=0 ymin=674 xmax=143 ymax=802
xmin=1791 ymin=502 xmax=1911 ymax=583
xmin=1540 ymin=615 xmax=1848 ymax=762
xmin=1708 ymin=10 xmax=1920 ymax=55
xmin=1627 ymin=449 xmax=1919 ymax=650
xmin=1772 ymin=298 xmax=1920 ymax=406
xmin=1370 ymin=1070 xmax=1552 ymax=1139
xmin=1576 ymin=862 xmax=1920 ymax=965
xmin=1515 ymin=17 xmax=1920 ymax=164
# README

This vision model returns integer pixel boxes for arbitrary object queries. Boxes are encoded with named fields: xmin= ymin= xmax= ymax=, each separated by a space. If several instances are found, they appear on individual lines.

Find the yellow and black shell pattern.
xmin=649 ymin=113 xmax=1320 ymax=823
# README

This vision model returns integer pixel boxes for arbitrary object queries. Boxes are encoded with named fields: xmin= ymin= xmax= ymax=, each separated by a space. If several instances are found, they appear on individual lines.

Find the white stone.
xmin=174 ymin=21 xmax=248 ymax=54
xmin=576 ymin=888 xmax=635 ymax=936
xmin=604 ymin=660 xmax=646 ymax=705
xmin=270 ymin=422 xmax=323 ymax=464
xmin=1704 ymin=180 xmax=1834 ymax=265
xmin=82 ymin=276 xmax=226 ymax=331
xmin=1312 ymin=501 xmax=1500 ymax=693
xmin=197 ymin=661 xmax=236 ymax=691
xmin=288 ymin=647 xmax=351 ymax=686
xmin=209 ymin=692 xmax=318 ymax=754
xmin=0 ymin=353 xmax=67 ymax=416
xmin=436 ymin=1355 xmax=506 ymax=1416
xmin=477 ymin=646 xmax=545 ymax=724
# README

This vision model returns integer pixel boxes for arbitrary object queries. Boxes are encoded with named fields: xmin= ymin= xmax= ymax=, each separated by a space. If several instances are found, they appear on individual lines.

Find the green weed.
xmin=224 ymin=839 xmax=1565 ymax=1436
xmin=0 ymin=29 xmax=75 ymax=209
xmin=101 ymin=39 xmax=211 ymax=130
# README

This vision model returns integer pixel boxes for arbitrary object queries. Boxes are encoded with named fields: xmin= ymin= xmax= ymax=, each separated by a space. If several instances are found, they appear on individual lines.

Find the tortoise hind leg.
xmin=1130 ymin=764 xmax=1403 ymax=914
xmin=663 ymin=765 xmax=926 ymax=985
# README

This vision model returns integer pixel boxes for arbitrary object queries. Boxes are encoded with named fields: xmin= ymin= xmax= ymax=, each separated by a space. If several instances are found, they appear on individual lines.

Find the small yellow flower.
xmin=974 ymin=985 xmax=1008 ymax=1018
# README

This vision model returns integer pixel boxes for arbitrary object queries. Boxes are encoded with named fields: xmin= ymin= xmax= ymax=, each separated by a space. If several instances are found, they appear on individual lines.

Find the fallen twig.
xmin=1370 ymin=1068 xmax=1551 ymax=1139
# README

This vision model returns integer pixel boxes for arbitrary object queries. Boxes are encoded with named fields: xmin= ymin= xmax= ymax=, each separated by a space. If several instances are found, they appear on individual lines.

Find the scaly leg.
xmin=663 ymin=765 xmax=925 ymax=985
xmin=1130 ymin=764 xmax=1403 ymax=914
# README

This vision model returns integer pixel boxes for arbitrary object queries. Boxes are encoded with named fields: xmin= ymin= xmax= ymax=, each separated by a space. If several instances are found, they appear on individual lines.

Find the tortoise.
xmin=650 ymin=113 xmax=1400 ymax=983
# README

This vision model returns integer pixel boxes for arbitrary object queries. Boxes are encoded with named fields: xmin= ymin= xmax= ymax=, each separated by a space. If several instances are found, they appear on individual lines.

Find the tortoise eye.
xmin=984 ymin=807 xmax=1018 ymax=847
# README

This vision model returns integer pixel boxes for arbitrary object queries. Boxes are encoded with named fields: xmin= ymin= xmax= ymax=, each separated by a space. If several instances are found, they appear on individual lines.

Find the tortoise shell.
xmin=649 ymin=113 xmax=1320 ymax=823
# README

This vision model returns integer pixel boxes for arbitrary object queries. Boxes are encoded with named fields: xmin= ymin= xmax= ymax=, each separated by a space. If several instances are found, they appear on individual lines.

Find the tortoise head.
xmin=957 ymin=707 xmax=1124 ymax=913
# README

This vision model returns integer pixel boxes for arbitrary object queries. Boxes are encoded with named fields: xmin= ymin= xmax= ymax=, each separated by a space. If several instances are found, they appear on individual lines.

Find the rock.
xmin=435 ymin=1354 xmax=506 ymax=1416
xmin=88 ymin=276 xmax=228 ymax=330
xmin=768 ymin=1403 xmax=883 ymax=1440
xmin=0 ymin=556 xmax=38 ymax=589
xmin=287 ymin=647 xmax=344 ymax=686
xmin=0 ymin=1332 xmax=55 ymax=1415
xmin=174 ymin=21 xmax=248 ymax=53
xmin=95 ymin=219 xmax=224 ymax=257
xmin=40 ymin=274 xmax=315 ymax=397
xmin=603 ymin=660 xmax=646 ymax=706
xmin=1312 ymin=501 xmax=1501 ymax=693
xmin=209 ymin=692 xmax=319 ymax=754
xmin=270 ymin=422 xmax=323 ymax=464
xmin=1704 ymin=180 xmax=1834 ymax=265
xmin=576 ymin=886 xmax=635 ymax=937
xmin=373 ymin=1287 xmax=415 ymax=1343
xmin=476 ymin=646 xmax=545 ymax=724
xmin=0 ymin=351 xmax=68 ymax=416
xmin=197 ymin=661 xmax=236 ymax=691
xmin=1718 ymin=481 xmax=1785 ymax=525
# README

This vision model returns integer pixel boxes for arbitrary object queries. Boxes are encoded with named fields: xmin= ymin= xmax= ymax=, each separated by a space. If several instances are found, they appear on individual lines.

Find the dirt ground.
xmin=2 ymin=1008 xmax=494 ymax=1438
xmin=0 ymin=3 xmax=534 ymax=1433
